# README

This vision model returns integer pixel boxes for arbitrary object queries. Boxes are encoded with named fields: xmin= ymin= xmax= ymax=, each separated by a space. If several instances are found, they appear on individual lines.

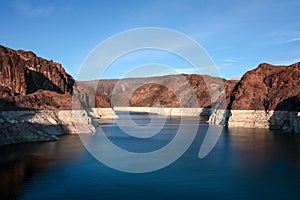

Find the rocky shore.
xmin=0 ymin=109 xmax=117 ymax=146
xmin=213 ymin=62 xmax=300 ymax=134
xmin=209 ymin=109 xmax=300 ymax=134
xmin=0 ymin=45 xmax=116 ymax=146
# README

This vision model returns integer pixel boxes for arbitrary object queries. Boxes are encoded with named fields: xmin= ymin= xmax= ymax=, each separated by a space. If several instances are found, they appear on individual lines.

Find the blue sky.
xmin=0 ymin=0 xmax=300 ymax=80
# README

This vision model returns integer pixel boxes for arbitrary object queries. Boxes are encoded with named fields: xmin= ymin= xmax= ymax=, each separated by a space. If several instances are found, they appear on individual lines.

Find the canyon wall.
xmin=210 ymin=63 xmax=300 ymax=133
xmin=1 ymin=44 xmax=300 ymax=146
xmin=0 ymin=45 xmax=74 ymax=95
xmin=90 ymin=74 xmax=237 ymax=108
xmin=0 ymin=45 xmax=116 ymax=146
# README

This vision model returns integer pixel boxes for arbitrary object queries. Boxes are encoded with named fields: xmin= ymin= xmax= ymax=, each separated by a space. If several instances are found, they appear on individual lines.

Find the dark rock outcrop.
xmin=0 ymin=90 xmax=73 ymax=110
xmin=0 ymin=45 xmax=112 ymax=110
xmin=229 ymin=62 xmax=300 ymax=111
xmin=0 ymin=45 xmax=75 ymax=111
xmin=0 ymin=45 xmax=106 ymax=146
xmin=215 ymin=62 xmax=300 ymax=134
xmin=0 ymin=45 xmax=74 ymax=95
xmin=275 ymin=95 xmax=300 ymax=111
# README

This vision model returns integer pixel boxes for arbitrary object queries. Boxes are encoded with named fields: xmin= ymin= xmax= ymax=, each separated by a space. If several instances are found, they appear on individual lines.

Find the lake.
xmin=1 ymin=112 xmax=300 ymax=199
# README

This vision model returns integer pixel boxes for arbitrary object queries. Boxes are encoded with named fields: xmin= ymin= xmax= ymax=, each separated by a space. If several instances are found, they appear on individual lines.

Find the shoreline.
xmin=1 ymin=107 xmax=299 ymax=146
xmin=114 ymin=107 xmax=300 ymax=134
xmin=0 ymin=108 xmax=117 ymax=146
xmin=113 ymin=107 xmax=212 ymax=117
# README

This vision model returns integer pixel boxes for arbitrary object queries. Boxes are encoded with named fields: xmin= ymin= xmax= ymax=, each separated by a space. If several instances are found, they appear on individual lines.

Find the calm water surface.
xmin=1 ymin=113 xmax=300 ymax=199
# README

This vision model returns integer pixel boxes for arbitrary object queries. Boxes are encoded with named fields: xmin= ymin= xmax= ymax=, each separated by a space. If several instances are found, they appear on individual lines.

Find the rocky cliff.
xmin=0 ymin=45 xmax=74 ymax=110
xmin=229 ymin=62 xmax=300 ymax=111
xmin=0 ymin=45 xmax=112 ymax=110
xmin=219 ymin=63 xmax=300 ymax=133
xmin=0 ymin=45 xmax=74 ymax=95
xmin=0 ymin=45 xmax=114 ymax=146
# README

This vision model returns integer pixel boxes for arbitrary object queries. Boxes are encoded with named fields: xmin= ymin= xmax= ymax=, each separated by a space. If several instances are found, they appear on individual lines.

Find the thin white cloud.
xmin=223 ymin=59 xmax=237 ymax=63
xmin=219 ymin=57 xmax=244 ymax=67
xmin=278 ymin=37 xmax=300 ymax=44
xmin=14 ymin=0 xmax=54 ymax=17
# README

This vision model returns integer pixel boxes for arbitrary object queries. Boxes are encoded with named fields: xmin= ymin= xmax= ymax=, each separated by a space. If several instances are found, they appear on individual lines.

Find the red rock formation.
xmin=0 ymin=45 xmax=74 ymax=95
xmin=229 ymin=63 xmax=300 ymax=111
xmin=130 ymin=83 xmax=180 ymax=107
xmin=92 ymin=74 xmax=237 ymax=108
xmin=0 ymin=45 xmax=112 ymax=110
xmin=0 ymin=90 xmax=72 ymax=110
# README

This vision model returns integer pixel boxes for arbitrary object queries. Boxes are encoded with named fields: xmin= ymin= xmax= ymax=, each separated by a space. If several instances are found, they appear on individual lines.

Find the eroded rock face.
xmin=0 ymin=90 xmax=72 ymax=110
xmin=229 ymin=63 xmax=300 ymax=111
xmin=130 ymin=83 xmax=180 ymax=107
xmin=93 ymin=74 xmax=237 ymax=108
xmin=0 ymin=45 xmax=74 ymax=95
xmin=74 ymin=81 xmax=112 ymax=109
xmin=0 ymin=45 xmax=112 ymax=110
xmin=0 ymin=45 xmax=76 ymax=111
xmin=0 ymin=45 xmax=114 ymax=146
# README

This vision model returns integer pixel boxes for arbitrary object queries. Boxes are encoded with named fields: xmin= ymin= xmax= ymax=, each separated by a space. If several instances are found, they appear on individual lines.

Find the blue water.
xmin=1 ymin=113 xmax=300 ymax=199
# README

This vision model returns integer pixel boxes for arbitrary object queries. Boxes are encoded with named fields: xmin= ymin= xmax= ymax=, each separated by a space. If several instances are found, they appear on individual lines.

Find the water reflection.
xmin=0 ymin=155 xmax=47 ymax=199
xmin=225 ymin=128 xmax=300 ymax=167
xmin=0 ymin=136 xmax=84 ymax=199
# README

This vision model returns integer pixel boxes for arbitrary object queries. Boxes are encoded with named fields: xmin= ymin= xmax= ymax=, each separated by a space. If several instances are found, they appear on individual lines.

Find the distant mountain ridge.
xmin=91 ymin=74 xmax=237 ymax=108
xmin=88 ymin=63 xmax=300 ymax=112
